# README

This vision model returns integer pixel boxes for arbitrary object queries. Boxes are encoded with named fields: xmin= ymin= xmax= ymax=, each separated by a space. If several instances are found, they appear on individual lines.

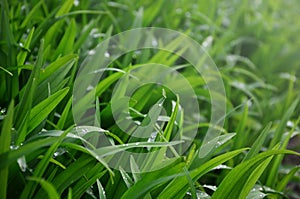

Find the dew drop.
xmin=88 ymin=50 xmax=96 ymax=55
xmin=10 ymin=145 xmax=19 ymax=150
xmin=86 ymin=85 xmax=94 ymax=91
xmin=175 ymin=8 xmax=182 ymax=14
xmin=151 ymin=39 xmax=158 ymax=47
xmin=287 ymin=120 xmax=294 ymax=128
xmin=17 ymin=156 xmax=27 ymax=172
xmin=21 ymin=5 xmax=26 ymax=10
xmin=104 ymin=52 xmax=110 ymax=58
xmin=74 ymin=0 xmax=79 ymax=6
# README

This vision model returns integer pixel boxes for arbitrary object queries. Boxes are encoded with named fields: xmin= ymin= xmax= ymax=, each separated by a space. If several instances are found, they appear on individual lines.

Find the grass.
xmin=1 ymin=0 xmax=300 ymax=198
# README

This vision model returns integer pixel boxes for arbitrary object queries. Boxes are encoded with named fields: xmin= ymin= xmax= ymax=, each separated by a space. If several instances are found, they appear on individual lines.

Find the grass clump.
xmin=0 ymin=0 xmax=300 ymax=198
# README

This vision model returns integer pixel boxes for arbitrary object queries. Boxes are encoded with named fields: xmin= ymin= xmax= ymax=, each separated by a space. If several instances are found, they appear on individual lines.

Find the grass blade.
xmin=277 ymin=166 xmax=300 ymax=192
xmin=158 ymin=148 xmax=247 ymax=199
xmin=28 ymin=87 xmax=69 ymax=132
xmin=27 ymin=177 xmax=60 ymax=199
xmin=15 ymin=39 xmax=44 ymax=144
xmin=20 ymin=127 xmax=72 ymax=199
xmin=211 ymin=149 xmax=300 ymax=199
xmin=243 ymin=122 xmax=272 ymax=161
xmin=0 ymin=100 xmax=14 ymax=199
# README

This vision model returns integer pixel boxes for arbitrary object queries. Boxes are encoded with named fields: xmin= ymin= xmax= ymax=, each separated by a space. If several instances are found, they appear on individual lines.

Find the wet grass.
xmin=0 ymin=0 xmax=300 ymax=198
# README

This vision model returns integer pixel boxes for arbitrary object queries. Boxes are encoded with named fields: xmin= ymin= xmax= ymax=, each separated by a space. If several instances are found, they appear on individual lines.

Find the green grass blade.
xmin=277 ymin=166 xmax=300 ymax=192
xmin=73 ymin=17 xmax=100 ymax=51
xmin=20 ymin=1 xmax=43 ymax=28
xmin=53 ymin=19 xmax=76 ymax=59
xmin=121 ymin=159 xmax=185 ymax=199
xmin=51 ymin=155 xmax=95 ymax=194
xmin=211 ymin=149 xmax=300 ymax=199
xmin=243 ymin=122 xmax=272 ymax=161
xmin=130 ymin=156 xmax=141 ymax=182
xmin=0 ymin=100 xmax=14 ymax=199
xmin=266 ymin=116 xmax=300 ymax=187
xmin=239 ymin=156 xmax=273 ymax=199
xmin=96 ymin=179 xmax=107 ymax=199
xmin=0 ymin=137 xmax=57 ymax=169
xmin=44 ymin=0 xmax=73 ymax=48
xmin=55 ymin=0 xmax=74 ymax=17
xmin=269 ymin=96 xmax=299 ymax=148
xmin=17 ymin=27 xmax=35 ymax=68
xmin=119 ymin=166 xmax=134 ymax=188
xmin=20 ymin=127 xmax=72 ymax=199
xmin=28 ymin=87 xmax=69 ymax=132
xmin=15 ymin=39 xmax=44 ymax=144
xmin=158 ymin=148 xmax=247 ymax=199
xmin=68 ymin=188 xmax=72 ymax=199
xmin=72 ymin=169 xmax=106 ymax=199
xmin=27 ymin=177 xmax=60 ymax=199
xmin=233 ymin=102 xmax=248 ymax=150
xmin=162 ymin=96 xmax=179 ymax=141
xmin=57 ymin=96 xmax=72 ymax=129
xmin=40 ymin=54 xmax=78 ymax=82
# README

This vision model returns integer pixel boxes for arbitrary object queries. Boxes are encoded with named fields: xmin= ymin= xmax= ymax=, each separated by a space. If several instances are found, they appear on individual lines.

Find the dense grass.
xmin=0 ymin=0 xmax=300 ymax=198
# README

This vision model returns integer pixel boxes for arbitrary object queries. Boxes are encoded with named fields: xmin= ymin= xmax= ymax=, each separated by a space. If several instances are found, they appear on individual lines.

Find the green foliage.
xmin=0 ymin=0 xmax=299 ymax=198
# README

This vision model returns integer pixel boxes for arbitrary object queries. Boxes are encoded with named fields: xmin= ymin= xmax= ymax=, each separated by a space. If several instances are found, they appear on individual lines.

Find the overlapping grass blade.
xmin=158 ymin=148 xmax=247 ymax=198
xmin=28 ymin=88 xmax=69 ymax=132
xmin=211 ymin=149 xmax=300 ymax=199
xmin=20 ymin=127 xmax=72 ymax=199
xmin=15 ymin=40 xmax=44 ymax=144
